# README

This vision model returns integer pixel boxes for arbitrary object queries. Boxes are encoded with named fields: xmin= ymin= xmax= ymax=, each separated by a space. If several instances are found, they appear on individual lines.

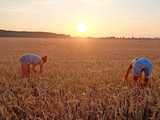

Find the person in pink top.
xmin=20 ymin=53 xmax=47 ymax=78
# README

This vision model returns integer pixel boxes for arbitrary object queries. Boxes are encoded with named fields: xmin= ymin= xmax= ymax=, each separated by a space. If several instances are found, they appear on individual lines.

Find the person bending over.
xmin=124 ymin=57 xmax=153 ymax=87
xmin=20 ymin=53 xmax=47 ymax=78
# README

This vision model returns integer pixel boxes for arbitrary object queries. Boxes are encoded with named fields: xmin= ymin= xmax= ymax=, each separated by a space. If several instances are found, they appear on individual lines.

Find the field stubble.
xmin=0 ymin=38 xmax=160 ymax=119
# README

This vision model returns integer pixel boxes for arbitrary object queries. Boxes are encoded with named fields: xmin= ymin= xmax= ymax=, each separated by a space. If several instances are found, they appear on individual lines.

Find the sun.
xmin=77 ymin=23 xmax=88 ymax=33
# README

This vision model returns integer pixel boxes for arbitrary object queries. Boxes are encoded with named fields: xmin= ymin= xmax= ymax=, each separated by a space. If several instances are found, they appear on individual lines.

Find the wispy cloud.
xmin=31 ymin=0 xmax=57 ymax=6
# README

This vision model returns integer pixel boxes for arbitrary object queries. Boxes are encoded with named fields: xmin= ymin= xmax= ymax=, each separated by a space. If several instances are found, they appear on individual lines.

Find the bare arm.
xmin=124 ymin=63 xmax=132 ymax=81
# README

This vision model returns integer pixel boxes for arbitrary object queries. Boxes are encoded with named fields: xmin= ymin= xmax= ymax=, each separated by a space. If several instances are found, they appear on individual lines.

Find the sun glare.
xmin=77 ymin=23 xmax=88 ymax=33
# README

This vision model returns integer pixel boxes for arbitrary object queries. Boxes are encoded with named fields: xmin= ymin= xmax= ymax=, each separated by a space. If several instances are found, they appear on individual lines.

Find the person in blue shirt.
xmin=124 ymin=57 xmax=153 ymax=87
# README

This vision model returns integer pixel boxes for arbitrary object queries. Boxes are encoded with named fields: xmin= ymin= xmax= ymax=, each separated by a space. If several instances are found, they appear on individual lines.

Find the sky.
xmin=0 ymin=0 xmax=160 ymax=37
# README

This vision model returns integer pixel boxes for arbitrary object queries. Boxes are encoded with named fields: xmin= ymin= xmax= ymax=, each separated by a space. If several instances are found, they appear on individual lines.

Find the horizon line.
xmin=0 ymin=29 xmax=160 ymax=39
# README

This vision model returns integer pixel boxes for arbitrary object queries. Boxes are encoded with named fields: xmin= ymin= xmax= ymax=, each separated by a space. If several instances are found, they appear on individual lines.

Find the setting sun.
xmin=77 ymin=23 xmax=88 ymax=33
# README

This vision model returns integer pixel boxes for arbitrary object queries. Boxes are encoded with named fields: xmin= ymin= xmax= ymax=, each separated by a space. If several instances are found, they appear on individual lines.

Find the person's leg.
xmin=132 ymin=64 xmax=141 ymax=87
xmin=133 ymin=76 xmax=139 ymax=87
xmin=144 ymin=67 xmax=152 ymax=87
xmin=144 ymin=77 xmax=149 ymax=87
xmin=140 ymin=69 xmax=145 ymax=80
xmin=21 ymin=64 xmax=29 ymax=78
xmin=21 ymin=64 xmax=25 ymax=77
xmin=139 ymin=69 xmax=145 ymax=87
xmin=26 ymin=64 xmax=30 ymax=77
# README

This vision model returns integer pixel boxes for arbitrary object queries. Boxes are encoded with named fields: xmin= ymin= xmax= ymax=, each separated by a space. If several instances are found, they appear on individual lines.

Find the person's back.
xmin=132 ymin=57 xmax=152 ymax=70
xmin=20 ymin=53 xmax=42 ymax=65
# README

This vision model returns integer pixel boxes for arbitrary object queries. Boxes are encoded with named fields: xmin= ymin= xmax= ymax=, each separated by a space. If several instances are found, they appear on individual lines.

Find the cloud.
xmin=31 ymin=0 xmax=57 ymax=6
xmin=80 ymin=0 xmax=110 ymax=6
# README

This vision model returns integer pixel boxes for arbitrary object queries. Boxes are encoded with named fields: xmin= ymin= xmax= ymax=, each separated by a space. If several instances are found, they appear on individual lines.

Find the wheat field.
xmin=0 ymin=38 xmax=160 ymax=120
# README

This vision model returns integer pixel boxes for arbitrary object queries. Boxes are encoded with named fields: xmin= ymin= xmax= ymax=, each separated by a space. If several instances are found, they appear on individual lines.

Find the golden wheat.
xmin=0 ymin=38 xmax=160 ymax=119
